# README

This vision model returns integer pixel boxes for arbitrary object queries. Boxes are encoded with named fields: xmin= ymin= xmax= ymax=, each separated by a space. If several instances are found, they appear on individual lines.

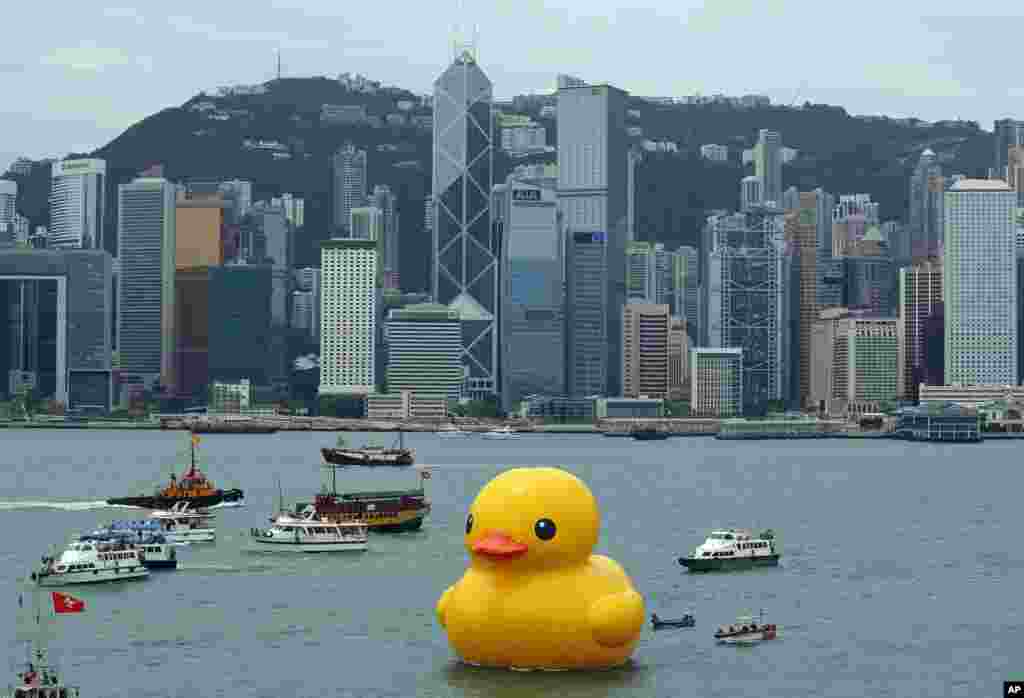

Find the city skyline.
xmin=3 ymin=3 xmax=1024 ymax=169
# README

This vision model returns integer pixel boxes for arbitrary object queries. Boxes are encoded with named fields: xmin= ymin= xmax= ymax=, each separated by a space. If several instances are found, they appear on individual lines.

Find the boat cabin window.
xmin=709 ymin=533 xmax=734 ymax=541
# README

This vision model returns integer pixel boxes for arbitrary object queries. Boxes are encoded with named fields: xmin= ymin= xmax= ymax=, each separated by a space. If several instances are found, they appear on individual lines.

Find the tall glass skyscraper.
xmin=431 ymin=50 xmax=497 ymax=398
xmin=49 ymin=159 xmax=106 ymax=250
xmin=567 ymin=231 xmax=608 ymax=397
xmin=908 ymin=149 xmax=944 ymax=260
xmin=493 ymin=178 xmax=563 ymax=412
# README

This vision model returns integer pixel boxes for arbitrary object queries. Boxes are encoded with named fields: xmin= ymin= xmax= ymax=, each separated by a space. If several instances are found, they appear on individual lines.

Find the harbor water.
xmin=1 ymin=429 xmax=1020 ymax=697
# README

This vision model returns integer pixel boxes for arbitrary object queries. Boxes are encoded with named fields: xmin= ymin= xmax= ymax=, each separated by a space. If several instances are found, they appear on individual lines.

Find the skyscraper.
xmin=432 ymin=50 xmax=497 ymax=398
xmin=493 ymin=177 xmax=563 ymax=412
xmin=690 ymin=348 xmax=743 ymax=417
xmin=49 ymin=159 xmax=106 ymax=250
xmin=625 ymin=241 xmax=655 ymax=303
xmin=754 ymin=130 xmax=782 ymax=207
xmin=567 ymin=231 xmax=608 ymax=397
xmin=117 ymin=176 xmax=176 ymax=389
xmin=944 ymin=179 xmax=1017 ymax=385
xmin=908 ymin=149 xmax=944 ymax=260
xmin=621 ymin=303 xmax=670 ymax=399
xmin=384 ymin=303 xmax=463 ymax=401
xmin=332 ymin=144 xmax=367 ymax=233
xmin=319 ymin=239 xmax=377 ymax=395
xmin=371 ymin=185 xmax=400 ymax=289
xmin=898 ymin=259 xmax=942 ymax=400
xmin=784 ymin=191 xmax=825 ymax=407
xmin=672 ymin=246 xmax=699 ymax=339
xmin=994 ymin=119 xmax=1024 ymax=179
xmin=707 ymin=210 xmax=796 ymax=414
xmin=557 ymin=81 xmax=629 ymax=396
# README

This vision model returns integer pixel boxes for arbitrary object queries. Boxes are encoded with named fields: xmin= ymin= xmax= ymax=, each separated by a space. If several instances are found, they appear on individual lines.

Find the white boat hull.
xmin=163 ymin=529 xmax=215 ymax=544
xmin=248 ymin=538 xmax=367 ymax=553
xmin=36 ymin=566 xmax=149 ymax=586
xmin=482 ymin=433 xmax=520 ymax=440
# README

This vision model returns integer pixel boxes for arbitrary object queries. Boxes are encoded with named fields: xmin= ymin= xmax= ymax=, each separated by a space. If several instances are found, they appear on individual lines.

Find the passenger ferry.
xmin=678 ymin=528 xmax=780 ymax=572
xmin=148 ymin=502 xmax=216 ymax=543
xmin=32 ymin=540 xmax=149 ymax=586
xmin=249 ymin=507 xmax=368 ymax=553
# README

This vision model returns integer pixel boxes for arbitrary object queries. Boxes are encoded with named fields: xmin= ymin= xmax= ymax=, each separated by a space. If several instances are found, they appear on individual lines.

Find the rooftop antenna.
xmin=276 ymin=49 xmax=281 ymax=81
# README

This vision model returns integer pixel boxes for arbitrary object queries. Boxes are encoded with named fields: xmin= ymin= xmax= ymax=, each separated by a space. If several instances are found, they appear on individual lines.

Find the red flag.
xmin=51 ymin=592 xmax=85 ymax=614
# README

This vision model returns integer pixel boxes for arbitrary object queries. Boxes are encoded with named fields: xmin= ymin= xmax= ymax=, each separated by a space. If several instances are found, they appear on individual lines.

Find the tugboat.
xmin=8 ymin=590 xmax=81 ymax=697
xmin=299 ymin=464 xmax=432 ymax=532
xmin=678 ymin=528 xmax=780 ymax=572
xmin=320 ymin=433 xmax=415 ymax=467
xmin=714 ymin=610 xmax=778 ymax=645
xmin=105 ymin=435 xmax=244 ymax=509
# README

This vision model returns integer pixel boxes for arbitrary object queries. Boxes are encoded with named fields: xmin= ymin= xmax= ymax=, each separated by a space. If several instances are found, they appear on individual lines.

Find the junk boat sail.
xmin=298 ymin=464 xmax=431 ymax=532
xmin=106 ymin=435 xmax=244 ymax=509
xmin=678 ymin=528 xmax=780 ymax=572
xmin=7 ymin=590 xmax=81 ymax=698
xmin=714 ymin=610 xmax=778 ymax=645
xmin=32 ymin=539 xmax=149 ymax=586
xmin=249 ymin=505 xmax=368 ymax=553
xmin=147 ymin=502 xmax=216 ymax=544
xmin=320 ymin=433 xmax=415 ymax=467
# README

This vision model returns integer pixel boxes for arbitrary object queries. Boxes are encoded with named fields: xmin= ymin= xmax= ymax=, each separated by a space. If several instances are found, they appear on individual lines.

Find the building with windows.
xmin=49 ymin=159 xmax=106 ymax=250
xmin=811 ymin=308 xmax=898 ymax=417
xmin=558 ymin=81 xmax=630 ymax=396
xmin=493 ymin=177 xmax=563 ymax=412
xmin=621 ymin=303 xmax=670 ymax=399
xmin=626 ymin=241 xmax=655 ymax=303
xmin=384 ymin=303 xmax=463 ymax=401
xmin=784 ymin=190 xmax=827 ymax=407
xmin=753 ymin=130 xmax=782 ymax=207
xmin=175 ymin=191 xmax=226 ymax=269
xmin=567 ymin=231 xmax=608 ymax=397
xmin=319 ymin=238 xmax=377 ymax=395
xmin=700 ymin=144 xmax=728 ymax=162
xmin=908 ymin=149 xmax=944 ymax=260
xmin=994 ymin=119 xmax=1024 ymax=180
xmin=668 ymin=316 xmax=689 ymax=400
xmin=370 ymin=185 xmax=400 ymax=289
xmin=332 ymin=144 xmax=367 ymax=233
xmin=944 ymin=179 xmax=1018 ymax=386
xmin=898 ymin=259 xmax=942 ymax=400
xmin=117 ymin=176 xmax=176 ymax=390
xmin=706 ymin=210 xmax=797 ymax=414
xmin=432 ymin=50 xmax=498 ymax=397
xmin=0 ymin=180 xmax=15 ymax=246
xmin=0 ymin=249 xmax=113 ymax=409
xmin=690 ymin=348 xmax=743 ymax=417
xmin=672 ymin=246 xmax=699 ymax=338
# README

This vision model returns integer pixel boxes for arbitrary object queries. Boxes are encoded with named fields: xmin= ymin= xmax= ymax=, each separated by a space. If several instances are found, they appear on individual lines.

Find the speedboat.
xmin=714 ymin=611 xmax=778 ymax=645
xmin=481 ymin=426 xmax=521 ymax=440
xmin=679 ymin=528 xmax=780 ymax=572
xmin=32 ymin=540 xmax=149 ymax=586
xmin=147 ymin=502 xmax=216 ymax=544
xmin=249 ymin=506 xmax=368 ymax=553
xmin=651 ymin=613 xmax=695 ymax=630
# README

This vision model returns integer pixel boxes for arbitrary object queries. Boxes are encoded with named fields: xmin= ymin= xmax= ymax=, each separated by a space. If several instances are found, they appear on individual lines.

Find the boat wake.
xmin=0 ymin=499 xmax=141 ymax=513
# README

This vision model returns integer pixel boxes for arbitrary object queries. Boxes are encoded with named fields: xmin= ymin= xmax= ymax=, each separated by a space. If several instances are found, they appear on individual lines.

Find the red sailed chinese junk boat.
xmin=296 ymin=464 xmax=431 ymax=532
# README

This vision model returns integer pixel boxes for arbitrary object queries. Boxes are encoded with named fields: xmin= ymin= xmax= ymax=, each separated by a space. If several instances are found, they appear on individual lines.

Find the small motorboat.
xmin=651 ymin=613 xmax=695 ymax=630
xmin=714 ymin=610 xmax=778 ymax=645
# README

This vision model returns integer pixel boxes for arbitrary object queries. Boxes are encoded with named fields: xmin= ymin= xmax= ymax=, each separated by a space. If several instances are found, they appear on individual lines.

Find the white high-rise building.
xmin=117 ymin=176 xmax=176 ymax=389
xmin=49 ymin=158 xmax=106 ymax=249
xmin=944 ymin=179 xmax=1018 ymax=385
xmin=319 ymin=239 xmax=377 ymax=395
xmin=333 ymin=144 xmax=367 ymax=233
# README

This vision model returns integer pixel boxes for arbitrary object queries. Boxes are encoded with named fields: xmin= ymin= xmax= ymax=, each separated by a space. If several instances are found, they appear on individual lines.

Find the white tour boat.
xmin=437 ymin=424 xmax=470 ymax=438
xmin=481 ymin=426 xmax=521 ymax=440
xmin=32 ymin=540 xmax=149 ymax=586
xmin=148 ymin=502 xmax=216 ymax=544
xmin=249 ymin=506 xmax=368 ymax=552
xmin=80 ymin=523 xmax=177 ymax=570
xmin=714 ymin=611 xmax=778 ymax=645
xmin=678 ymin=528 xmax=780 ymax=572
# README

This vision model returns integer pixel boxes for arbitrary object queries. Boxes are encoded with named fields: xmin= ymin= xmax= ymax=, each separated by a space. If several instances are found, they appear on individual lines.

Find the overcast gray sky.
xmin=3 ymin=1 xmax=1024 ymax=171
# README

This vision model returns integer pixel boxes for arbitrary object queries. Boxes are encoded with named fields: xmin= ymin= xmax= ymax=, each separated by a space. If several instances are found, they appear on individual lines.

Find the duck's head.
xmin=464 ymin=467 xmax=599 ymax=571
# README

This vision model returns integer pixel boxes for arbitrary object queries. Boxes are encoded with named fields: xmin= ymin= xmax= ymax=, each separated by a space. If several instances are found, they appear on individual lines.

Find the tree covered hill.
xmin=3 ymin=76 xmax=995 ymax=289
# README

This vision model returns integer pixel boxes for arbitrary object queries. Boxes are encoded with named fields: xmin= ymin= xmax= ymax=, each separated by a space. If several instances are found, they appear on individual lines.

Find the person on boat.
xmin=22 ymin=664 xmax=39 ymax=686
xmin=651 ymin=613 xmax=660 ymax=624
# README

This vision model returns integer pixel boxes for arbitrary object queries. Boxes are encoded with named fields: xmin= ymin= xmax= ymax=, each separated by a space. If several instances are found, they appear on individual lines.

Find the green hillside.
xmin=2 ymin=76 xmax=994 ymax=291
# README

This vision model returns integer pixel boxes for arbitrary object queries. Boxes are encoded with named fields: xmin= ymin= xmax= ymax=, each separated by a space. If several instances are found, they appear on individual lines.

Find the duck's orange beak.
xmin=472 ymin=532 xmax=529 ymax=559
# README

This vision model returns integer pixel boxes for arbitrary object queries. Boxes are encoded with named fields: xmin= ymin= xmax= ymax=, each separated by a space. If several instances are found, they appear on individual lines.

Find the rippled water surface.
xmin=1 ymin=430 xmax=1020 ymax=697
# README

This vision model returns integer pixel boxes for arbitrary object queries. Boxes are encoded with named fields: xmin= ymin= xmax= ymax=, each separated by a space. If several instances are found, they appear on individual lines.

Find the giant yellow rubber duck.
xmin=437 ymin=467 xmax=645 ymax=670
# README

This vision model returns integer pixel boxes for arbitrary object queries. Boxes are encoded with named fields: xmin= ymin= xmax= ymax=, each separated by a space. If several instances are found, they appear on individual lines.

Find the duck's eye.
xmin=534 ymin=518 xmax=556 ymax=541
xmin=465 ymin=514 xmax=473 ymax=535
